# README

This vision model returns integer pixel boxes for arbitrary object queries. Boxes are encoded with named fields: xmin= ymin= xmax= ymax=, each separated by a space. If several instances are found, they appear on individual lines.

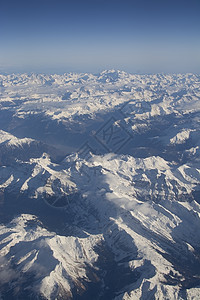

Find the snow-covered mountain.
xmin=0 ymin=71 xmax=200 ymax=299
xmin=0 ymin=130 xmax=64 ymax=166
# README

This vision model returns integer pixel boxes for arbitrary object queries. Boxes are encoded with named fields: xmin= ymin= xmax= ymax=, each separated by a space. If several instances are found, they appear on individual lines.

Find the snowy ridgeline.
xmin=0 ymin=71 xmax=200 ymax=300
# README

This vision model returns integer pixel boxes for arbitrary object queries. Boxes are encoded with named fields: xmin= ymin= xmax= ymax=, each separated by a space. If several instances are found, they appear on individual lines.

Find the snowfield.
xmin=0 ymin=70 xmax=200 ymax=299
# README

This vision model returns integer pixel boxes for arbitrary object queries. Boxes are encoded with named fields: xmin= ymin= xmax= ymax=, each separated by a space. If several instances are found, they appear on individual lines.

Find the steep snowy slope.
xmin=0 ymin=214 xmax=102 ymax=299
xmin=0 ymin=152 xmax=200 ymax=299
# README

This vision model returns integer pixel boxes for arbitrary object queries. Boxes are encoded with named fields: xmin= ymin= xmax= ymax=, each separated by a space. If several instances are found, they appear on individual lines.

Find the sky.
xmin=0 ymin=0 xmax=200 ymax=74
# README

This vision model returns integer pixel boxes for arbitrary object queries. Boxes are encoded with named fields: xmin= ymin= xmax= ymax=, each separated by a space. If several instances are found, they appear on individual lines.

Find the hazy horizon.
xmin=1 ymin=0 xmax=200 ymax=74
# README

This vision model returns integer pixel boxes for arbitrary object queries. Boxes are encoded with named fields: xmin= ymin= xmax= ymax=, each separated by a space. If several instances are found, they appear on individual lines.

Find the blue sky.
xmin=0 ymin=0 xmax=200 ymax=74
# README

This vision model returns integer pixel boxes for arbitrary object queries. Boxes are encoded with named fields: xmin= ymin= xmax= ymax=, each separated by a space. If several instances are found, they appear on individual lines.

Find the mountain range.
xmin=0 ymin=70 xmax=200 ymax=299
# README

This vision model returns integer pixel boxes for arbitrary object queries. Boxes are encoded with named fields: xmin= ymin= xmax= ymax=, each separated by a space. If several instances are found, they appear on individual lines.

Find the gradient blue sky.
xmin=0 ymin=0 xmax=200 ymax=74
